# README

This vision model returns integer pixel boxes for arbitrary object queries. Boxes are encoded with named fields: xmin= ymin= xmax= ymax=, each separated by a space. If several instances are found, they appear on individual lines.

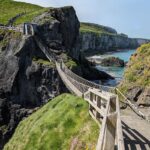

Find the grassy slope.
xmin=119 ymin=43 xmax=150 ymax=93
xmin=80 ymin=22 xmax=116 ymax=35
xmin=80 ymin=23 xmax=128 ymax=39
xmin=0 ymin=0 xmax=47 ymax=25
xmin=4 ymin=94 xmax=99 ymax=150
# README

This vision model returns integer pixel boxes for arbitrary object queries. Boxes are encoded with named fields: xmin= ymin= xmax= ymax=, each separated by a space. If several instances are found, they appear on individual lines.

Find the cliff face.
xmin=73 ymin=23 xmax=150 ymax=60
xmin=78 ymin=33 xmax=138 ymax=51
xmin=0 ymin=6 xmax=79 ymax=149
xmin=33 ymin=6 xmax=80 ymax=52
xmin=119 ymin=43 xmax=150 ymax=106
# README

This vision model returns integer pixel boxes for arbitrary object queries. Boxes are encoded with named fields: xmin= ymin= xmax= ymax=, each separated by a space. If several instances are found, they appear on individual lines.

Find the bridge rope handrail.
xmin=115 ymin=88 xmax=149 ymax=122
xmin=64 ymin=71 xmax=92 ymax=93
xmin=60 ymin=60 xmax=115 ymax=92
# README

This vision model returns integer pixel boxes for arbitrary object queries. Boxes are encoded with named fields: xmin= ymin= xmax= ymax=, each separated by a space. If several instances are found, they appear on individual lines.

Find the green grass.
xmin=0 ymin=0 xmax=47 ymax=25
xmin=32 ymin=57 xmax=55 ymax=67
xmin=60 ymin=53 xmax=78 ymax=70
xmin=125 ymin=43 xmax=150 ymax=86
xmin=14 ymin=8 xmax=48 ymax=25
xmin=4 ymin=94 xmax=99 ymax=150
xmin=80 ymin=23 xmax=128 ymax=39
xmin=80 ymin=22 xmax=116 ymax=35
xmin=119 ymin=43 xmax=150 ymax=93
xmin=65 ymin=58 xmax=78 ymax=69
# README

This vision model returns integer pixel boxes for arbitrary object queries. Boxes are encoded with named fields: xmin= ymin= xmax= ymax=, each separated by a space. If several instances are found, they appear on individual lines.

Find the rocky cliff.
xmin=0 ymin=6 xmax=114 ymax=149
xmin=0 ymin=6 xmax=80 ymax=149
xmin=73 ymin=22 xmax=150 ymax=59
xmin=119 ymin=43 xmax=150 ymax=106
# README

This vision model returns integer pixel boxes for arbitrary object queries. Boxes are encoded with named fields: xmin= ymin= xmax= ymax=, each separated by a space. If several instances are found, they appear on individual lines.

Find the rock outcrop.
xmin=101 ymin=57 xmax=125 ymax=67
xmin=33 ymin=6 xmax=80 ymax=52
xmin=119 ymin=43 xmax=150 ymax=106
xmin=0 ymin=6 xmax=80 ymax=149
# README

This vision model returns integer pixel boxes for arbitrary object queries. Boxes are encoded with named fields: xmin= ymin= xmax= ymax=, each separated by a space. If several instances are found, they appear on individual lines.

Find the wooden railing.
xmin=115 ymin=88 xmax=150 ymax=122
xmin=84 ymin=88 xmax=125 ymax=150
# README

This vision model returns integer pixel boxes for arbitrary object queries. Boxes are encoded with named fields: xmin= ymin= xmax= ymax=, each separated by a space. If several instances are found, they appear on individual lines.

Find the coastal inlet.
xmin=87 ymin=49 xmax=136 ymax=86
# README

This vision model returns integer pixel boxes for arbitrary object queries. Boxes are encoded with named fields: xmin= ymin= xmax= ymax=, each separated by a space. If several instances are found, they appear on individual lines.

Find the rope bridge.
xmin=56 ymin=60 xmax=125 ymax=150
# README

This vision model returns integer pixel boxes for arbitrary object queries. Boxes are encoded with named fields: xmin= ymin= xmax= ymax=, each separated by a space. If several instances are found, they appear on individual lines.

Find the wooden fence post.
xmin=109 ymin=96 xmax=117 ymax=113
xmin=96 ymin=96 xmax=102 ymax=121
xmin=103 ymin=113 xmax=117 ymax=150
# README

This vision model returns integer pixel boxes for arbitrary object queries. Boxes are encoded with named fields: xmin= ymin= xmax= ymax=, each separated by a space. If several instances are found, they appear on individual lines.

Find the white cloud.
xmin=14 ymin=0 xmax=150 ymax=39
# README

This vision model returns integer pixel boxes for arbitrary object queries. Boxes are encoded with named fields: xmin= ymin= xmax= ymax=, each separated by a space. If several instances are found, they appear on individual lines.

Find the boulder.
xmin=79 ymin=58 xmax=114 ymax=80
xmin=137 ymin=87 xmax=150 ymax=106
xmin=0 ymin=6 xmax=80 ymax=149
xmin=126 ymin=86 xmax=143 ymax=102
xmin=101 ymin=57 xmax=125 ymax=67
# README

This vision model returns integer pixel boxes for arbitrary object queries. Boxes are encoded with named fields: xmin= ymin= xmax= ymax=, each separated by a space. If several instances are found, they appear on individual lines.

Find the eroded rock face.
xmin=0 ymin=98 xmax=37 ymax=150
xmin=0 ymin=56 xmax=19 ymax=93
xmin=33 ymin=6 xmax=80 ymax=52
xmin=79 ymin=33 xmax=149 ymax=53
xmin=138 ymin=87 xmax=150 ymax=106
xmin=0 ymin=6 xmax=80 ymax=149
xmin=0 ymin=35 xmax=63 ymax=149
xmin=126 ymin=86 xmax=143 ymax=102
xmin=125 ymin=87 xmax=150 ymax=106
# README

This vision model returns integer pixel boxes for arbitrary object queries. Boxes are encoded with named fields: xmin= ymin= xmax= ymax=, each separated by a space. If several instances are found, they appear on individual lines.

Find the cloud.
xmin=14 ymin=0 xmax=150 ymax=39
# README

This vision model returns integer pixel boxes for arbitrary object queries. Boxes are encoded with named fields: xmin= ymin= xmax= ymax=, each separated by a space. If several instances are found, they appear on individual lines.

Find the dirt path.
xmin=121 ymin=107 xmax=150 ymax=150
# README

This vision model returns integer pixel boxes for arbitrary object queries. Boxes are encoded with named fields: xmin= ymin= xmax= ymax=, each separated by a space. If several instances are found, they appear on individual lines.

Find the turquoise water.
xmin=96 ymin=49 xmax=136 ymax=85
xmin=108 ymin=49 xmax=135 ymax=62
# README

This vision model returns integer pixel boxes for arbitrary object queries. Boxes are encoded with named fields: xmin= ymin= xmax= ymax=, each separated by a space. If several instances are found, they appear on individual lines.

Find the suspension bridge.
xmin=1 ymin=24 xmax=150 ymax=150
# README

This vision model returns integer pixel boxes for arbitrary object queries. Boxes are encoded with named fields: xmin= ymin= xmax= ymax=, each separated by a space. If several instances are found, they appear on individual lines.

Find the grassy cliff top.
xmin=80 ymin=22 xmax=117 ymax=35
xmin=0 ymin=0 xmax=47 ymax=25
xmin=119 ymin=43 xmax=150 ymax=93
xmin=4 ymin=94 xmax=99 ymax=150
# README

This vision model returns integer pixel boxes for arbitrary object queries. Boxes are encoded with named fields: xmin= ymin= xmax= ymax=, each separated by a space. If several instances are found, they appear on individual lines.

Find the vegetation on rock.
xmin=32 ymin=57 xmax=55 ymax=67
xmin=101 ymin=56 xmax=125 ymax=67
xmin=4 ymin=94 xmax=99 ymax=150
xmin=60 ymin=53 xmax=78 ymax=70
xmin=121 ymin=43 xmax=150 ymax=88
xmin=0 ymin=29 xmax=22 ymax=52
xmin=119 ymin=43 xmax=150 ymax=105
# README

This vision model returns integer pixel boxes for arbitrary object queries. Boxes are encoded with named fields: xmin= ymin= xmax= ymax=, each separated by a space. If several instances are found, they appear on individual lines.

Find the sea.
xmin=94 ymin=49 xmax=136 ymax=86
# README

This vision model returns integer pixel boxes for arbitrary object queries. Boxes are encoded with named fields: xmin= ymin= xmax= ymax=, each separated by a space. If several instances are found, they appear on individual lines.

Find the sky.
xmin=15 ymin=0 xmax=150 ymax=39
